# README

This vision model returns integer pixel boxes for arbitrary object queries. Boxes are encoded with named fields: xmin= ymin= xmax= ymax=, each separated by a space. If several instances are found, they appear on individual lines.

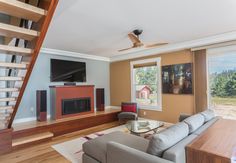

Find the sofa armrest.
xmin=107 ymin=142 xmax=174 ymax=163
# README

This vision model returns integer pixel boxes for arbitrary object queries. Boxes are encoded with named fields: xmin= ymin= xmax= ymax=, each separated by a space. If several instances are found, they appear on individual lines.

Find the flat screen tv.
xmin=50 ymin=59 xmax=86 ymax=82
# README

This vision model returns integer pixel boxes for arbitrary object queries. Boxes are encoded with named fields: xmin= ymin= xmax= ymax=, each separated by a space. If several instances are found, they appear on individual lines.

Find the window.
xmin=130 ymin=58 xmax=162 ymax=110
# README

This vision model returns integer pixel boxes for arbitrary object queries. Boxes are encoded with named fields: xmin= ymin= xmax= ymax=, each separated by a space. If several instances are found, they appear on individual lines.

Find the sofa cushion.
xmin=193 ymin=117 xmax=219 ymax=135
xmin=118 ymin=112 xmax=138 ymax=120
xmin=147 ymin=122 xmax=189 ymax=157
xmin=83 ymin=131 xmax=149 ymax=163
xmin=200 ymin=109 xmax=215 ymax=122
xmin=163 ymin=134 xmax=198 ymax=163
xmin=184 ymin=114 xmax=205 ymax=134
xmin=83 ymin=154 xmax=100 ymax=163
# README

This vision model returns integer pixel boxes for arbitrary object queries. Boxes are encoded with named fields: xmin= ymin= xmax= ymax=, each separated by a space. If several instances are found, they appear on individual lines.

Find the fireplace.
xmin=62 ymin=98 xmax=91 ymax=115
xmin=50 ymin=85 xmax=94 ymax=120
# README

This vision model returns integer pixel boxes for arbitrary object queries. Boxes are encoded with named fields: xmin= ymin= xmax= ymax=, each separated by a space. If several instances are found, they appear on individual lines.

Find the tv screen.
xmin=50 ymin=59 xmax=86 ymax=82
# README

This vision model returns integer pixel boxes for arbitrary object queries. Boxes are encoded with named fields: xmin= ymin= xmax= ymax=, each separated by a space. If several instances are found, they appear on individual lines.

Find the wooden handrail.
xmin=8 ymin=0 xmax=59 ymax=128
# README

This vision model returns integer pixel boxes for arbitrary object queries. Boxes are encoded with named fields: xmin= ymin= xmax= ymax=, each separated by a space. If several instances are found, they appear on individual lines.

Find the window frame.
xmin=130 ymin=57 xmax=162 ymax=111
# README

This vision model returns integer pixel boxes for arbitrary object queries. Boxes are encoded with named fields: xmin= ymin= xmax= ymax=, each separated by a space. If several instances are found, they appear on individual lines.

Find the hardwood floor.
xmin=0 ymin=121 xmax=120 ymax=163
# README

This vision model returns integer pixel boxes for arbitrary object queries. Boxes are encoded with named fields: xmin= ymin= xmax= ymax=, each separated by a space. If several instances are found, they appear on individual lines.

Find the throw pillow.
xmin=121 ymin=103 xmax=137 ymax=112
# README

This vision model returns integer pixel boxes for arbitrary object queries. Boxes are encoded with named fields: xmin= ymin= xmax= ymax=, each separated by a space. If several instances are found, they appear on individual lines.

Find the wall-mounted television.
xmin=50 ymin=59 xmax=86 ymax=82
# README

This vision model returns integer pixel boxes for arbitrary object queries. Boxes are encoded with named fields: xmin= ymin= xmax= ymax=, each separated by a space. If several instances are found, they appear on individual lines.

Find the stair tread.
xmin=0 ymin=125 xmax=7 ymax=130
xmin=0 ymin=106 xmax=14 ymax=110
xmin=0 ymin=88 xmax=19 ymax=92
xmin=0 ymin=0 xmax=46 ymax=22
xmin=0 ymin=115 xmax=10 ymax=119
xmin=12 ymin=132 xmax=54 ymax=146
xmin=0 ymin=61 xmax=28 ymax=69
xmin=0 ymin=22 xmax=39 ymax=41
xmin=0 ymin=44 xmax=32 ymax=55
xmin=0 ymin=76 xmax=23 ymax=81
xmin=0 ymin=97 xmax=16 ymax=102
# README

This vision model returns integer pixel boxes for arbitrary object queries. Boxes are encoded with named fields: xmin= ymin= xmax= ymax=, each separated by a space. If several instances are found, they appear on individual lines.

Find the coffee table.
xmin=126 ymin=119 xmax=164 ymax=135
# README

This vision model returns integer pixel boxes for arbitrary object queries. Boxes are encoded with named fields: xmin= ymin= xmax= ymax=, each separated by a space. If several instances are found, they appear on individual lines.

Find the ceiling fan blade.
xmin=118 ymin=47 xmax=134 ymax=52
xmin=128 ymin=33 xmax=141 ymax=44
xmin=145 ymin=43 xmax=168 ymax=48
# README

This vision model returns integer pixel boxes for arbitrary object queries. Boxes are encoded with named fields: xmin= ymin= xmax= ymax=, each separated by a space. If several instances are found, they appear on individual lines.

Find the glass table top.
xmin=126 ymin=119 xmax=164 ymax=134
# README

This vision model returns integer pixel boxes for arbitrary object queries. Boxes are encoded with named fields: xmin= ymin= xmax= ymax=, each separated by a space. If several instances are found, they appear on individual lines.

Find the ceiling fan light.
xmin=133 ymin=29 xmax=143 ymax=36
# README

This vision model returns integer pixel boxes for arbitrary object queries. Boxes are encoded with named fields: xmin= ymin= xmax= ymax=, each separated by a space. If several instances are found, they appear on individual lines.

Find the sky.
xmin=208 ymin=53 xmax=236 ymax=74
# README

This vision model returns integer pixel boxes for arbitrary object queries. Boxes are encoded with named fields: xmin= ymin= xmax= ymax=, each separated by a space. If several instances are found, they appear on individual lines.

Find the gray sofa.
xmin=83 ymin=110 xmax=219 ymax=163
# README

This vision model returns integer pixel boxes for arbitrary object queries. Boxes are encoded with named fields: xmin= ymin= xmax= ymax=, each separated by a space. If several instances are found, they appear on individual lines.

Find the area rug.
xmin=52 ymin=123 xmax=171 ymax=163
xmin=52 ymin=125 xmax=128 ymax=163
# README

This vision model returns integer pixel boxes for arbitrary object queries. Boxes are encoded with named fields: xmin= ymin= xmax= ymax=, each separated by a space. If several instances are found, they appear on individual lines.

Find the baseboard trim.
xmin=13 ymin=115 xmax=51 ymax=124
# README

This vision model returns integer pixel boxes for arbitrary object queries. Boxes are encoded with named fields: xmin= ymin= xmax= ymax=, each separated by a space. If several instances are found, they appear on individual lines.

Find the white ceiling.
xmin=43 ymin=0 xmax=236 ymax=57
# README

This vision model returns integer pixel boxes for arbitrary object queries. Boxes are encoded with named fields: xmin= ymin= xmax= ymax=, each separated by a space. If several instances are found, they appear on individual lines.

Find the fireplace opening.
xmin=62 ymin=97 xmax=91 ymax=115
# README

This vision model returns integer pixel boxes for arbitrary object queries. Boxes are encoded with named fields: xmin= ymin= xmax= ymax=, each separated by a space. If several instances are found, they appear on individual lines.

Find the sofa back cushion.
xmin=200 ymin=109 xmax=215 ymax=122
xmin=147 ymin=122 xmax=189 ymax=157
xmin=183 ymin=114 xmax=204 ymax=134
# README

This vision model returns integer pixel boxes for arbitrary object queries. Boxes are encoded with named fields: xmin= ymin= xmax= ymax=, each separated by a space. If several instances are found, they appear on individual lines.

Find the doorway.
xmin=207 ymin=47 xmax=236 ymax=119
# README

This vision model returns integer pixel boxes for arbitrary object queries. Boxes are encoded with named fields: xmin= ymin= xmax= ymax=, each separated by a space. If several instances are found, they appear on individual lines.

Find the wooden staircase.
xmin=0 ymin=0 xmax=58 ymax=130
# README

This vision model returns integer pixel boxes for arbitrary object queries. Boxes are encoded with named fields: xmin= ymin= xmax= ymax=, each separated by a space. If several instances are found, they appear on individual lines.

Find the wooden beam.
xmin=0 ymin=0 xmax=47 ymax=22
xmin=0 ymin=128 xmax=12 ymax=154
xmin=0 ymin=22 xmax=39 ymax=41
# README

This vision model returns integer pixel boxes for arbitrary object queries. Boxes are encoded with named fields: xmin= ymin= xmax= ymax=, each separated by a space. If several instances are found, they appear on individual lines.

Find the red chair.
xmin=118 ymin=102 xmax=138 ymax=123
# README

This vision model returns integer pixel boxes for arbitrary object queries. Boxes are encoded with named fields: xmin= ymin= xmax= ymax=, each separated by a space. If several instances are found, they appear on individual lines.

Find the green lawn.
xmin=212 ymin=97 xmax=236 ymax=106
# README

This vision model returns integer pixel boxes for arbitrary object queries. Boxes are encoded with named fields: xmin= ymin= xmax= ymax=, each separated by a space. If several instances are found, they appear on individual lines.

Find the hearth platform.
xmin=12 ymin=109 xmax=121 ymax=140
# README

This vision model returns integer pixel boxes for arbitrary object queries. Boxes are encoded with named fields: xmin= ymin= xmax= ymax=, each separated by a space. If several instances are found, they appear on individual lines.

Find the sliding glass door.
xmin=207 ymin=47 xmax=236 ymax=119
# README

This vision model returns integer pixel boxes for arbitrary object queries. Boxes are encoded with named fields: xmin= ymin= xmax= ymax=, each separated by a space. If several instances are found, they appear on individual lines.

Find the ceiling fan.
xmin=119 ymin=29 xmax=168 ymax=52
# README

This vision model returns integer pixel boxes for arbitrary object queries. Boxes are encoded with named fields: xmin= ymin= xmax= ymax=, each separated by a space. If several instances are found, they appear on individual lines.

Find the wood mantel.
xmin=50 ymin=85 xmax=95 ymax=120
xmin=186 ymin=119 xmax=236 ymax=163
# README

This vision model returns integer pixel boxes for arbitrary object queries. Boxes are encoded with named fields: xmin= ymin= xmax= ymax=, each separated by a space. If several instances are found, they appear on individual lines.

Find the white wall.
xmin=14 ymin=52 xmax=110 ymax=122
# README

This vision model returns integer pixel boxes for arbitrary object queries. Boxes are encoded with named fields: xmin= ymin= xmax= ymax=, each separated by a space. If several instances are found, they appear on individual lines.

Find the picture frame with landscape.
xmin=162 ymin=63 xmax=193 ymax=94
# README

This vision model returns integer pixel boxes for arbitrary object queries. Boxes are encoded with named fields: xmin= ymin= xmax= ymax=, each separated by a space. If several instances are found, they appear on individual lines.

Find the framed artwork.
xmin=162 ymin=63 xmax=193 ymax=94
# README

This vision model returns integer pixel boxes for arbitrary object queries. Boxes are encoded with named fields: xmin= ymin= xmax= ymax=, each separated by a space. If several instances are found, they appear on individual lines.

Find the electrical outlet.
xmin=143 ymin=111 xmax=146 ymax=116
xmin=30 ymin=107 xmax=34 ymax=112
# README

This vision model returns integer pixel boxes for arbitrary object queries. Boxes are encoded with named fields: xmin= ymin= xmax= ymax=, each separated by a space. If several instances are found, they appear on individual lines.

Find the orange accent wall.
xmin=50 ymin=85 xmax=94 ymax=119
xmin=110 ymin=50 xmax=194 ymax=123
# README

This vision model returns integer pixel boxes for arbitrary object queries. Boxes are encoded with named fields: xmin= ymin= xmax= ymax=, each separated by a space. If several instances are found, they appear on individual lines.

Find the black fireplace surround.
xmin=62 ymin=97 xmax=91 ymax=115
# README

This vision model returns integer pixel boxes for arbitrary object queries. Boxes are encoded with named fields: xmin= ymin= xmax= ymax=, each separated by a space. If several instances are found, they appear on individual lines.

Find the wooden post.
xmin=0 ymin=128 xmax=13 ymax=154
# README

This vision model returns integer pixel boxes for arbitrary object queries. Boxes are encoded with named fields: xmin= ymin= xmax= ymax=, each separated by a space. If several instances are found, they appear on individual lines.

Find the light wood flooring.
xmin=0 ymin=121 xmax=120 ymax=163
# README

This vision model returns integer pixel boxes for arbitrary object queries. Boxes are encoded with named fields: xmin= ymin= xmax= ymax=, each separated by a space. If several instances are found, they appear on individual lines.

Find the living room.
xmin=0 ymin=0 xmax=236 ymax=163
